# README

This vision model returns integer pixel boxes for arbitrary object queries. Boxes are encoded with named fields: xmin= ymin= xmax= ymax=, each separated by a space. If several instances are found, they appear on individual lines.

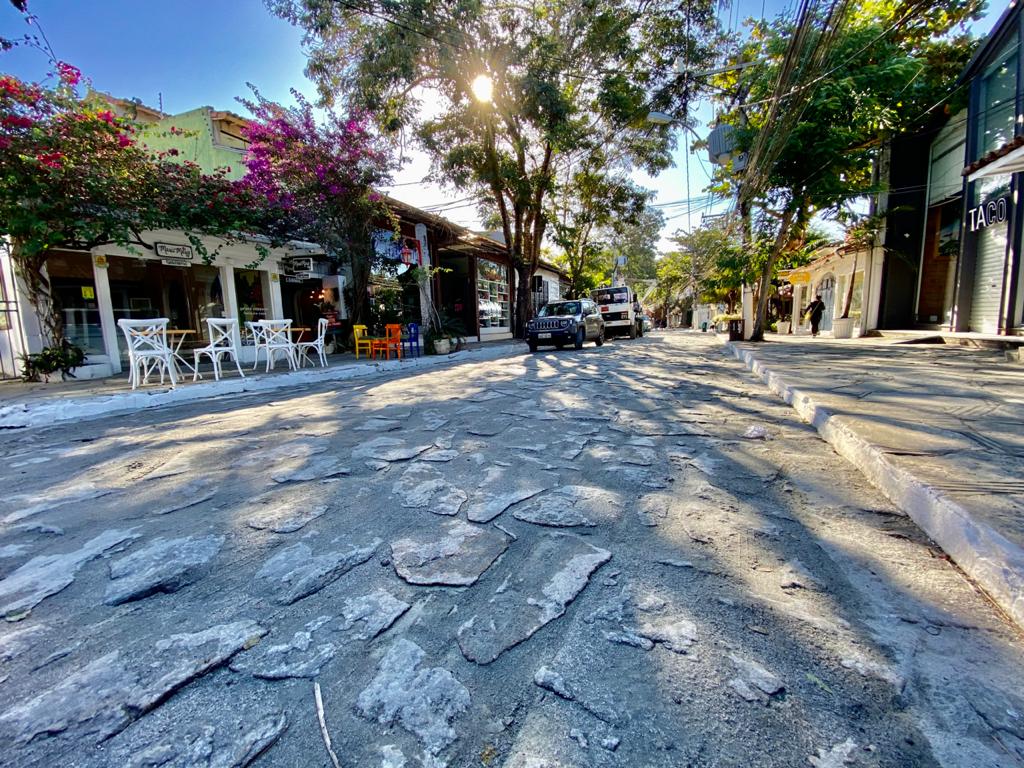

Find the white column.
xmin=92 ymin=255 xmax=121 ymax=373
xmin=415 ymin=223 xmax=432 ymax=329
xmin=12 ymin=260 xmax=45 ymax=357
xmin=0 ymin=243 xmax=30 ymax=375
xmin=220 ymin=264 xmax=244 ymax=354
xmin=741 ymin=284 xmax=754 ymax=339
xmin=263 ymin=269 xmax=284 ymax=319
xmin=863 ymin=244 xmax=885 ymax=332
xmin=790 ymin=284 xmax=804 ymax=334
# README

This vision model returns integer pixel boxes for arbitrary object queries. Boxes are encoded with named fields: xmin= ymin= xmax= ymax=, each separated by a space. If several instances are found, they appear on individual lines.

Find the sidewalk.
xmin=0 ymin=341 xmax=525 ymax=430
xmin=724 ymin=334 xmax=1024 ymax=629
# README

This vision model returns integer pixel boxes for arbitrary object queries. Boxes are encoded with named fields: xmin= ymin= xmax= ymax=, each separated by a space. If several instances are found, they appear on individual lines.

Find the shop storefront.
xmin=954 ymin=4 xmax=1024 ymax=334
xmin=785 ymin=244 xmax=879 ymax=337
xmin=432 ymin=229 xmax=511 ymax=342
xmin=476 ymin=256 xmax=511 ymax=336
xmin=0 ymin=230 xmax=328 ymax=378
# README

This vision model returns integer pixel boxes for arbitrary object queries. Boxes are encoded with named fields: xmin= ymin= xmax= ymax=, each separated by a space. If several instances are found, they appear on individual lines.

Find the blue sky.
xmin=0 ymin=1 xmax=1006 ymax=250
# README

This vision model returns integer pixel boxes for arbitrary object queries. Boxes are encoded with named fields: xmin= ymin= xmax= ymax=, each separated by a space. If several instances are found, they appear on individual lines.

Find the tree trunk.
xmin=514 ymin=262 xmax=533 ymax=338
xmin=10 ymin=240 xmax=63 ymax=346
xmin=840 ymin=250 xmax=859 ymax=319
xmin=749 ymin=206 xmax=796 ymax=342
xmin=350 ymin=251 xmax=372 ymax=326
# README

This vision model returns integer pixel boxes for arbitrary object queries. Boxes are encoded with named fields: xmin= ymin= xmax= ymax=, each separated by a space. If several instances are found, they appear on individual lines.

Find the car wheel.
xmin=629 ymin=323 xmax=637 ymax=339
xmin=574 ymin=327 xmax=585 ymax=350
xmin=595 ymin=329 xmax=604 ymax=347
xmin=528 ymin=341 xmax=538 ymax=353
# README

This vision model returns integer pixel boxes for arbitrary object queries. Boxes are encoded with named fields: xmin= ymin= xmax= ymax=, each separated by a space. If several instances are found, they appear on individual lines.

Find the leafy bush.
xmin=20 ymin=340 xmax=86 ymax=381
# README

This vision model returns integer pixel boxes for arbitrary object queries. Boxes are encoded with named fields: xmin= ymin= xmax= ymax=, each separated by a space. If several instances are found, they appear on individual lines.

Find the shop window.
xmin=234 ymin=269 xmax=266 ymax=324
xmin=107 ymin=256 xmax=224 ymax=355
xmin=977 ymin=48 xmax=1018 ymax=159
xmin=477 ymin=258 xmax=509 ymax=330
xmin=46 ymin=251 xmax=104 ymax=356
xmin=189 ymin=265 xmax=224 ymax=337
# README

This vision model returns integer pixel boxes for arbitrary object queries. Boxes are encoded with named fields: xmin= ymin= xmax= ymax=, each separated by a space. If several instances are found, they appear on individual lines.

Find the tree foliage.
xmin=270 ymin=0 xmax=724 ymax=335
xmin=708 ymin=0 xmax=981 ymax=339
xmin=550 ymin=170 xmax=653 ymax=297
xmin=0 ymin=67 xmax=287 ymax=343
xmin=239 ymin=88 xmax=395 ymax=322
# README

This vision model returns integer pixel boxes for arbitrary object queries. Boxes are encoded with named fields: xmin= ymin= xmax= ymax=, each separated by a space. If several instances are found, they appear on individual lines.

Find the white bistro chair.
xmin=245 ymin=321 xmax=267 ymax=371
xmin=297 ymin=318 xmax=329 ymax=368
xmin=253 ymin=319 xmax=298 ymax=372
xmin=117 ymin=318 xmax=176 ymax=390
xmin=192 ymin=318 xmax=245 ymax=382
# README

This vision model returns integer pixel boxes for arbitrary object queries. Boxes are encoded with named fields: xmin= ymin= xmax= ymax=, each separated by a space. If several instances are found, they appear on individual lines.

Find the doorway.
xmin=816 ymin=274 xmax=836 ymax=332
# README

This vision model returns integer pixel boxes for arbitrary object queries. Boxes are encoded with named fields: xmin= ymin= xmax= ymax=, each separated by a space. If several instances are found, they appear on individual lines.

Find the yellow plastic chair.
xmin=353 ymin=324 xmax=374 ymax=359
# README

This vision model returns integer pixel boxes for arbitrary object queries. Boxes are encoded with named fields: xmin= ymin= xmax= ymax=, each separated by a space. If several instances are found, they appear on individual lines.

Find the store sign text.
xmin=968 ymin=196 xmax=1009 ymax=232
xmin=155 ymin=242 xmax=195 ymax=267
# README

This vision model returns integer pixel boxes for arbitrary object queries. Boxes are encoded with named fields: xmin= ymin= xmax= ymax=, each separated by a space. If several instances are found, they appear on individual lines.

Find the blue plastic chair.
xmin=403 ymin=322 xmax=421 ymax=357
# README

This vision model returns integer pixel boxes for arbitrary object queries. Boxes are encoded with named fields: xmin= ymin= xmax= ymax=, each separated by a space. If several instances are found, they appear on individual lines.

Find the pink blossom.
xmin=56 ymin=62 xmax=81 ymax=86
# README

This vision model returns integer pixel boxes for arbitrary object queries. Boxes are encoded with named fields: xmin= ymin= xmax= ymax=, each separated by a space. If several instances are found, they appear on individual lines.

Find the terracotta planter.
xmin=832 ymin=317 xmax=855 ymax=339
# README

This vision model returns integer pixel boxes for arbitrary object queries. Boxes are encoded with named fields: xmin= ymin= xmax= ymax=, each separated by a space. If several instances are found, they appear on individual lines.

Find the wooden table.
xmin=289 ymin=326 xmax=310 ymax=343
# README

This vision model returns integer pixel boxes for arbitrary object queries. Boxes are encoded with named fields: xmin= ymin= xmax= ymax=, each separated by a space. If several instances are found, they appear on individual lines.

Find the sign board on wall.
xmin=788 ymin=273 xmax=811 ymax=285
xmin=968 ymin=195 xmax=1009 ymax=232
xmin=155 ymin=242 xmax=194 ymax=267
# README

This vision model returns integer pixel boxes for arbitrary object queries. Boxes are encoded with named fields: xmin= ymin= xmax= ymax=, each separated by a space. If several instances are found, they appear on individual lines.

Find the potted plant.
xmin=20 ymin=340 xmax=86 ymax=382
xmin=425 ymin=312 xmax=465 ymax=355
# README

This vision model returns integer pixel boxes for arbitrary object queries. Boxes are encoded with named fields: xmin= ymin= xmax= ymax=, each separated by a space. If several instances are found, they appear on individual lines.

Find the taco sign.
xmin=968 ymin=195 xmax=1009 ymax=232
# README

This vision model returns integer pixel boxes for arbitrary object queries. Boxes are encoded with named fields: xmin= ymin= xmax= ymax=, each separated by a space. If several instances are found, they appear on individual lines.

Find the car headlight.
xmin=560 ymin=319 xmax=570 ymax=328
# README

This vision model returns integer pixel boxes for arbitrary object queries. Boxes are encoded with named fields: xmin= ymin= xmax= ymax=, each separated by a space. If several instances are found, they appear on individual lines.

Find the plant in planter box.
xmin=20 ymin=340 xmax=86 ymax=382
xmin=424 ymin=311 xmax=466 ymax=355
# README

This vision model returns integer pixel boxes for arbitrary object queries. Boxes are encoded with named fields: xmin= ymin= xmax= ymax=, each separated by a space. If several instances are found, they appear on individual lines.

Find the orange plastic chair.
xmin=353 ymin=324 xmax=374 ymax=359
xmin=374 ymin=324 xmax=403 ymax=360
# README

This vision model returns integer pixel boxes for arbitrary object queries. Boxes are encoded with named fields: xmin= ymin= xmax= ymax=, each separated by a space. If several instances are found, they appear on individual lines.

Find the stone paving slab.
xmin=726 ymin=336 xmax=1024 ymax=629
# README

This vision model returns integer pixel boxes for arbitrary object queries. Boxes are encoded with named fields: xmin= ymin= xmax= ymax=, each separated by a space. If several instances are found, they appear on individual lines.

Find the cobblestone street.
xmin=1 ymin=332 xmax=1022 ymax=768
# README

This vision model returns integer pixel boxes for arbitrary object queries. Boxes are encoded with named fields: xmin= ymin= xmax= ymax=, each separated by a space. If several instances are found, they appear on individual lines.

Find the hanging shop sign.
xmin=968 ymin=195 xmax=1009 ymax=232
xmin=788 ymin=272 xmax=811 ymax=285
xmin=155 ymin=242 xmax=195 ymax=267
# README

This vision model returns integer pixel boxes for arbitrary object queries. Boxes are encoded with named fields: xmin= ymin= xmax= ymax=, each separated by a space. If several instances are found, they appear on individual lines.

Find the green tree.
xmin=550 ymin=170 xmax=652 ymax=297
xmin=609 ymin=205 xmax=663 ymax=284
xmin=709 ymin=0 xmax=981 ymax=340
xmin=239 ymin=89 xmax=395 ymax=324
xmin=270 ymin=0 xmax=723 ymax=335
xmin=0 ymin=68 xmax=287 ymax=345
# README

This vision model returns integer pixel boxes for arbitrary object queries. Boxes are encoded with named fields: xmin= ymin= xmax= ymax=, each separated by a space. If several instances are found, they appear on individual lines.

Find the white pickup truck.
xmin=590 ymin=286 xmax=644 ymax=339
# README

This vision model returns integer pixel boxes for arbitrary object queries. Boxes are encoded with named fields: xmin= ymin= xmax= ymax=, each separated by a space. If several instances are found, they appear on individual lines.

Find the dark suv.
xmin=527 ymin=299 xmax=605 ymax=352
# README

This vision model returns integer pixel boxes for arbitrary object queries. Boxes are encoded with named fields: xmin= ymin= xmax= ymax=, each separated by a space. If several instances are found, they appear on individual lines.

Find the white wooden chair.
xmin=117 ymin=318 xmax=176 ymax=390
xmin=192 ymin=318 xmax=245 ymax=381
xmin=296 ymin=318 xmax=329 ymax=368
xmin=246 ymin=321 xmax=268 ymax=371
xmin=253 ymin=319 xmax=297 ymax=372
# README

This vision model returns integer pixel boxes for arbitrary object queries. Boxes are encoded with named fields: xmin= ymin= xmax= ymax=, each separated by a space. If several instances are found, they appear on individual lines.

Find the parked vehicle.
xmin=642 ymin=315 xmax=653 ymax=333
xmin=591 ymin=286 xmax=644 ymax=339
xmin=527 ymin=299 xmax=605 ymax=352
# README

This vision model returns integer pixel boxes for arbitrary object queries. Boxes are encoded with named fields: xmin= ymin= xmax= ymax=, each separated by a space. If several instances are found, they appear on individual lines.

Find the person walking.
xmin=803 ymin=295 xmax=826 ymax=337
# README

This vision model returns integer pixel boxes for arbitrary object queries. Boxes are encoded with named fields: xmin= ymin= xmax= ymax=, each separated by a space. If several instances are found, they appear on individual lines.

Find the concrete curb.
xmin=724 ymin=340 xmax=1024 ymax=630
xmin=0 ymin=343 xmax=525 ymax=431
